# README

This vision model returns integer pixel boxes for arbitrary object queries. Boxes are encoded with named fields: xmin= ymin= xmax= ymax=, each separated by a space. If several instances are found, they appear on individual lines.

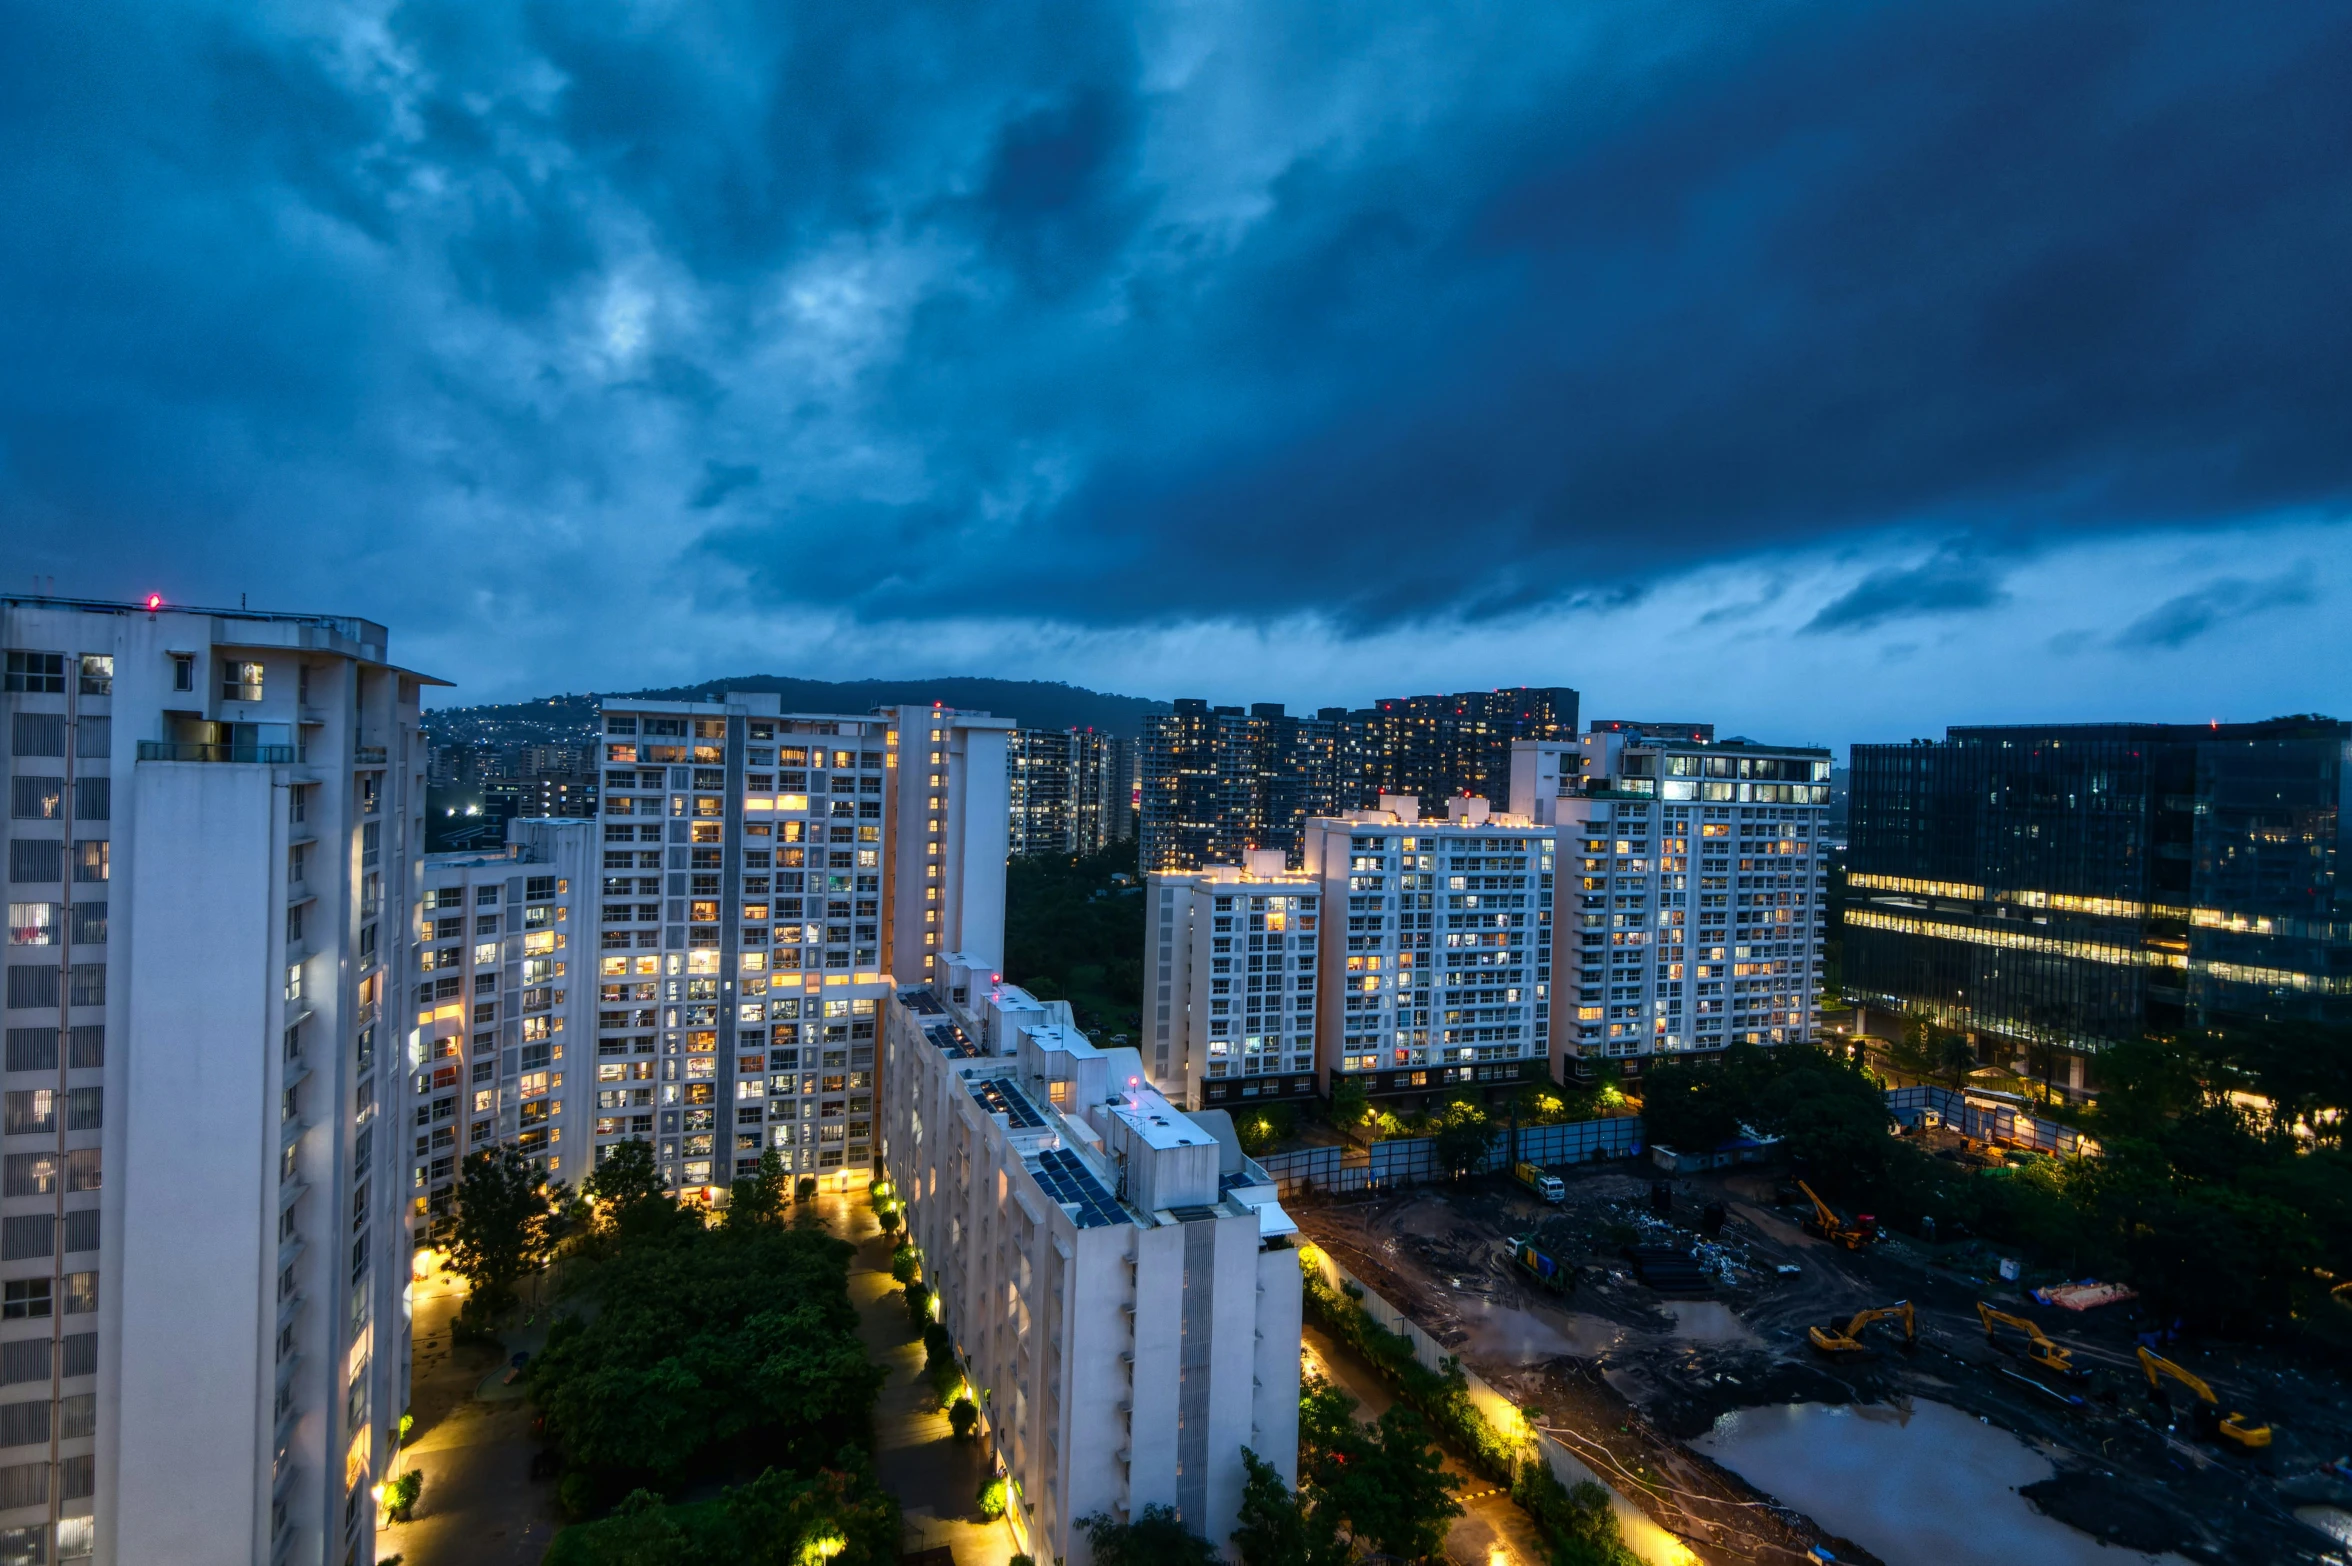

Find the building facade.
xmin=1143 ymin=852 xmax=1322 ymax=1110
xmin=3 ymin=593 xmax=426 ymax=1566
xmin=1139 ymin=703 xmax=1336 ymax=873
xmin=1845 ymin=719 xmax=2352 ymax=1089
xmin=1512 ymin=728 xmax=1831 ymax=1080
xmin=887 ymin=706 xmax=1012 ymax=992
xmin=409 ymin=819 xmax=598 ymax=1241
xmin=1300 ymin=796 xmax=1553 ymax=1099
xmin=882 ymin=964 xmax=1301 ymax=1566
xmin=592 ymin=696 xmax=1006 ymax=1195
xmin=1334 ymin=688 xmax=1580 ymax=811
xmin=1006 ymin=729 xmax=1130 ymax=860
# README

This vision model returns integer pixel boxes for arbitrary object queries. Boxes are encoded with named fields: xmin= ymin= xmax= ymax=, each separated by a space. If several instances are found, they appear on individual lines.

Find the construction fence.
xmin=1257 ymin=1082 xmax=2099 ymax=1200
xmin=1255 ymin=1115 xmax=1644 ymax=1198
xmin=1885 ymin=1083 xmax=2102 ymax=1159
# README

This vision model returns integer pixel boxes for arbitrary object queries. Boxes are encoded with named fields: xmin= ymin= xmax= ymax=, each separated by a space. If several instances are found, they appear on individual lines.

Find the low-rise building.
xmin=882 ymin=963 xmax=1302 ymax=1565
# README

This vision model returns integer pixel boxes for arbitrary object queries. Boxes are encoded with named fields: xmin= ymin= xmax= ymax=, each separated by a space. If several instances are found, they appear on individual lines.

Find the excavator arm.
xmin=2139 ymin=1348 xmax=2271 ymax=1450
xmin=1796 ymin=1180 xmax=1877 ymax=1250
xmin=1976 ymin=1302 xmax=2087 ymax=1380
xmin=1808 ymin=1300 xmax=1916 ymax=1354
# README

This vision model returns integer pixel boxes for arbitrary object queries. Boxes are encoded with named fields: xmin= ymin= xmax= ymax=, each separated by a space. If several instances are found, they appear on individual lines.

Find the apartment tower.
xmin=1300 ymin=796 xmax=1553 ymax=1099
xmin=1513 ymin=726 xmax=1831 ymax=1080
xmin=408 ymin=817 xmax=598 ymax=1242
xmin=591 ymin=696 xmax=1005 ymax=1194
xmin=3 ymin=593 xmax=427 ymax=1566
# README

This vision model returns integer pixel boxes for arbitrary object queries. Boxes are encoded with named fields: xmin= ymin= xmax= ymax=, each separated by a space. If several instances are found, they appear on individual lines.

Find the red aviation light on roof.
xmin=145 ymin=594 xmax=162 ymax=611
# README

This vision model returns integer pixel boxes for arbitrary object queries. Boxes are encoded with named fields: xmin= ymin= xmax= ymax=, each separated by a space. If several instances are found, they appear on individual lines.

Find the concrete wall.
xmin=116 ymin=762 xmax=275 ymax=1565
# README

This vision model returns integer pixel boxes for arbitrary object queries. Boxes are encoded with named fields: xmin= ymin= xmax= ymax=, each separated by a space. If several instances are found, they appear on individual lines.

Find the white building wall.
xmin=2 ymin=595 xmax=425 ymax=1566
xmin=888 ymin=707 xmax=1011 ymax=988
xmin=1301 ymin=799 xmax=1554 ymax=1099
xmin=115 ymin=763 xmax=275 ymax=1564
xmin=882 ymin=984 xmax=1300 ymax=1565
xmin=1143 ymin=855 xmax=1320 ymax=1113
xmin=1512 ymin=736 xmax=1830 ymax=1078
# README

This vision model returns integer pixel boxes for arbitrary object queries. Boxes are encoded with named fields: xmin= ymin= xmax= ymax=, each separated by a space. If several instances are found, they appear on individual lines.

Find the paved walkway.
xmin=376 ymin=1262 xmax=562 ymax=1566
xmin=839 ymin=1205 xmax=1022 ymax=1566
xmin=1303 ymin=1323 xmax=1552 ymax=1566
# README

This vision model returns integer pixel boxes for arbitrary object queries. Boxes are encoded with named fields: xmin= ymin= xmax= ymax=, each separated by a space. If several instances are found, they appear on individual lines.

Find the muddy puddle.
xmin=2297 ymin=1506 xmax=2352 ymax=1548
xmin=1452 ymin=1295 xmax=1625 ymax=1362
xmin=1694 ymin=1399 xmax=2191 ymax=1566
xmin=1664 ymin=1301 xmax=1757 ymax=1344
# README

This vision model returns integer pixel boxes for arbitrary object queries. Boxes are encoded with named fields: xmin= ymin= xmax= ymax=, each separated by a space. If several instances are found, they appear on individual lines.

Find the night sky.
xmin=3 ymin=1 xmax=2347 ymax=748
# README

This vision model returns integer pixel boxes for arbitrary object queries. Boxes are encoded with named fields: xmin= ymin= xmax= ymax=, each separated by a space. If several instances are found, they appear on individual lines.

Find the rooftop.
xmin=972 ymin=1076 xmax=1047 ymax=1130
xmin=1110 ymin=1087 xmax=1219 ymax=1152
xmin=1030 ymin=1146 xmax=1127 ymax=1229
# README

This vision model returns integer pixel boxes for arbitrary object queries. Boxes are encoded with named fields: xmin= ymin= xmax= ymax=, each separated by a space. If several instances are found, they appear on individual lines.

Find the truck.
xmin=1508 ymin=1236 xmax=1575 ymax=1294
xmin=1513 ymin=1161 xmax=1566 ymax=1202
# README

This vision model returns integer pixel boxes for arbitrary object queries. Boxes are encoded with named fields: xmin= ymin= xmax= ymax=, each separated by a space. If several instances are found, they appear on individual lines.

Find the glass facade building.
xmin=1846 ymin=718 xmax=2352 ymax=1074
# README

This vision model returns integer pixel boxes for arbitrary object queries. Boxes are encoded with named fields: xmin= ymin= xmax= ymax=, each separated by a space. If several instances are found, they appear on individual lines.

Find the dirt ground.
xmin=1291 ymin=1159 xmax=2352 ymax=1566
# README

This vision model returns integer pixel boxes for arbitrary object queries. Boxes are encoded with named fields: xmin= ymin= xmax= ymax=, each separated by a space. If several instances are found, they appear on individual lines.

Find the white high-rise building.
xmin=1142 ymin=851 xmax=1322 ymax=1113
xmin=1511 ymin=725 xmax=1832 ymax=1080
xmin=1 ymin=592 xmax=428 ymax=1566
xmin=408 ymin=818 xmax=598 ymax=1241
xmin=590 ymin=696 xmax=1006 ymax=1196
xmin=882 ymin=964 xmax=1301 ymax=1566
xmin=1300 ymin=796 xmax=1555 ymax=1100
xmin=886 ymin=706 xmax=1011 ymax=990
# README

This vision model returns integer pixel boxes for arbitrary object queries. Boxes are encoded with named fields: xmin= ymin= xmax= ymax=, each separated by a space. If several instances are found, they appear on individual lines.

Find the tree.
xmin=584 ymin=1140 xmax=678 ymax=1241
xmin=1233 ymin=1447 xmax=1345 ymax=1566
xmin=448 ymin=1147 xmax=554 ymax=1315
xmin=1237 ymin=1103 xmax=1297 ymax=1156
xmin=889 ymin=1243 xmax=921 ymax=1288
xmin=1430 ymin=1096 xmax=1496 ymax=1179
xmin=1080 ymin=1504 xmax=1220 ymax=1566
xmin=1350 ymin=1408 xmax=1463 ymax=1561
xmin=726 ymin=1150 xmax=790 ymax=1232
xmin=1752 ymin=1057 xmax=1894 ymax=1199
xmin=528 ymin=1223 xmax=884 ymax=1504
xmin=1296 ymin=1378 xmax=1461 ymax=1562
xmin=1328 ymin=1078 xmax=1371 ymax=1144
xmin=727 ymin=1457 xmax=902 ymax=1566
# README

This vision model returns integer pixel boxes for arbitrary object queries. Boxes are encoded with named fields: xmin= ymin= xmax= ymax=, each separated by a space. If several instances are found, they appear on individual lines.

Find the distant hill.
xmin=425 ymin=676 xmax=1167 ymax=747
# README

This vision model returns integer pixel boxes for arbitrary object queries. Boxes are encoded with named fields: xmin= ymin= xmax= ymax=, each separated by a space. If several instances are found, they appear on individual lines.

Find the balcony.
xmin=354 ymin=744 xmax=389 ymax=766
xmin=139 ymin=740 xmax=299 ymax=764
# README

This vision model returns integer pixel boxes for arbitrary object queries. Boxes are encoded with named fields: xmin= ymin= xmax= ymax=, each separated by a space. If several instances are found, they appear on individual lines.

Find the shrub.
xmin=977 ymin=1474 xmax=1007 ymax=1518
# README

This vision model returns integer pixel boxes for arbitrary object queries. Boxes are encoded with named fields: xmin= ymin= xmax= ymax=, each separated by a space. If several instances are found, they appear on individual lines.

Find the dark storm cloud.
xmin=2114 ymin=570 xmax=2316 ymax=650
xmin=1803 ymin=547 xmax=2009 ymax=634
xmin=1 ymin=0 xmax=2348 ymax=643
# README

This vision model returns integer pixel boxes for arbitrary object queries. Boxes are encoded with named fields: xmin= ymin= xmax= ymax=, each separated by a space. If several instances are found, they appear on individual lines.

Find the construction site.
xmin=1288 ymin=1155 xmax=2352 ymax=1566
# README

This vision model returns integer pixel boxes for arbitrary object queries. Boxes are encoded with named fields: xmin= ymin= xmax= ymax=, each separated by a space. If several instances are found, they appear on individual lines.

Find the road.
xmin=374 ymin=1259 xmax=561 ymax=1566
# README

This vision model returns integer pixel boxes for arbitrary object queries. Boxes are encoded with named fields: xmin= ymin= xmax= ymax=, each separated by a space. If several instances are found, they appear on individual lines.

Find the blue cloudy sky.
xmin=3 ymin=0 xmax=2347 ymax=750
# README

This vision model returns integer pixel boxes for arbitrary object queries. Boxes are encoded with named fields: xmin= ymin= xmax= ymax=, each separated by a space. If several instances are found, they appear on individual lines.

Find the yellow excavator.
xmin=1798 ymin=1180 xmax=1879 ymax=1250
xmin=2138 ymin=1348 xmax=2271 ymax=1450
xmin=1977 ymin=1303 xmax=2089 ymax=1381
xmin=1809 ymin=1301 xmax=1916 ymax=1355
